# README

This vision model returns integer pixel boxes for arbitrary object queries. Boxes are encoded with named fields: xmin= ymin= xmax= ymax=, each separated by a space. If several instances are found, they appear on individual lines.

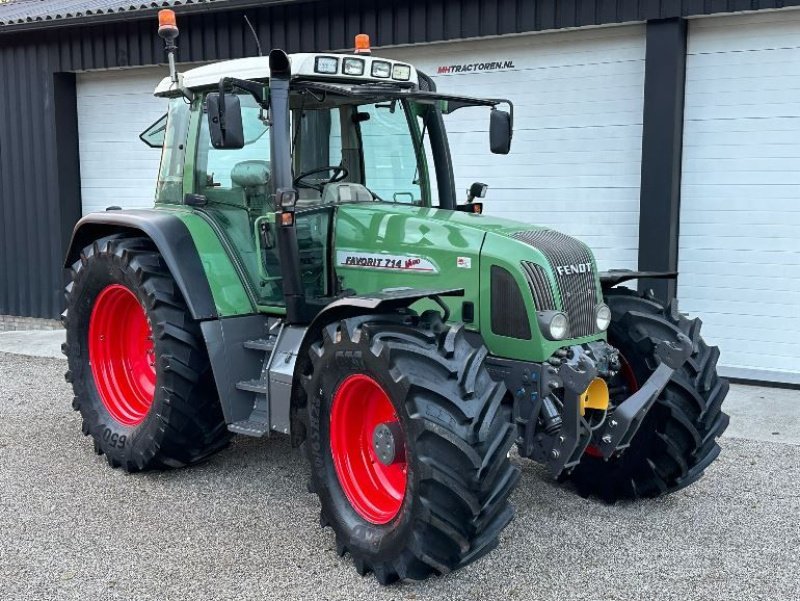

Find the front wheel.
xmin=303 ymin=313 xmax=519 ymax=583
xmin=567 ymin=287 xmax=730 ymax=501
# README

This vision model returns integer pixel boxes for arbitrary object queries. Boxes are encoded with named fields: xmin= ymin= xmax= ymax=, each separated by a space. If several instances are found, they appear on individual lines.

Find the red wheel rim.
xmin=88 ymin=284 xmax=156 ymax=426
xmin=329 ymin=374 xmax=407 ymax=524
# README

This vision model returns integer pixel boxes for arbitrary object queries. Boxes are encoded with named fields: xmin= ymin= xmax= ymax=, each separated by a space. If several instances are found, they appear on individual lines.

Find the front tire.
xmin=303 ymin=313 xmax=519 ymax=583
xmin=568 ymin=287 xmax=730 ymax=501
xmin=63 ymin=235 xmax=232 ymax=472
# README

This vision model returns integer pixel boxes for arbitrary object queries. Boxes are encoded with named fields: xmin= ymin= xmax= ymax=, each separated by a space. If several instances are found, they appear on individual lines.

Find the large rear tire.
xmin=302 ymin=313 xmax=519 ymax=583
xmin=63 ymin=234 xmax=232 ymax=472
xmin=568 ymin=287 xmax=730 ymax=502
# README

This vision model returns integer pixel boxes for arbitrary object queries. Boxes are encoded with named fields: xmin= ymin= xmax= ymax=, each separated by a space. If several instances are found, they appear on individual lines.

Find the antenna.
xmin=244 ymin=15 xmax=263 ymax=57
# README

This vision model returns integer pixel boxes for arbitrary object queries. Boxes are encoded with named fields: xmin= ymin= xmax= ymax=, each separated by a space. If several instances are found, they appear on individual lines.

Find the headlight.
xmin=392 ymin=64 xmax=411 ymax=81
xmin=343 ymin=57 xmax=365 ymax=76
xmin=537 ymin=311 xmax=569 ymax=341
xmin=314 ymin=56 xmax=339 ymax=75
xmin=371 ymin=60 xmax=391 ymax=78
xmin=595 ymin=303 xmax=611 ymax=332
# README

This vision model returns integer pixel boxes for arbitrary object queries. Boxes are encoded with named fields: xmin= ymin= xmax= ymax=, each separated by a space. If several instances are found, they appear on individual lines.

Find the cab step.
xmin=243 ymin=338 xmax=276 ymax=352
xmin=228 ymin=321 xmax=285 ymax=437
xmin=235 ymin=379 xmax=269 ymax=394
xmin=228 ymin=395 xmax=269 ymax=436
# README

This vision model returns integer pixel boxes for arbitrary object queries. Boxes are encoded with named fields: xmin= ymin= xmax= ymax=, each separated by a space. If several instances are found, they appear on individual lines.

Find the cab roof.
xmin=154 ymin=53 xmax=419 ymax=96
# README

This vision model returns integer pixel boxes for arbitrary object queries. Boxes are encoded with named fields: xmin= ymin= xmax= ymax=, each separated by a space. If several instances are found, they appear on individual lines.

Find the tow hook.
xmin=594 ymin=333 xmax=693 ymax=459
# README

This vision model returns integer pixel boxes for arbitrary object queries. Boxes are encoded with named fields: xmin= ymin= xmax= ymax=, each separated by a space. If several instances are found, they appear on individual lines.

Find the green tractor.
xmin=62 ymin=12 xmax=729 ymax=584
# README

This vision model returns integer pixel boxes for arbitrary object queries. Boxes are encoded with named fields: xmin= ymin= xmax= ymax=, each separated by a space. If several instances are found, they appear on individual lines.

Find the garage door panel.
xmin=686 ymin=87 xmax=800 ymax=110
xmin=682 ymin=298 xmax=800 ymax=322
xmin=683 ymin=157 xmax=800 ymax=174
xmin=77 ymin=67 xmax=167 ymax=215
xmin=684 ymin=142 xmax=800 ymax=160
xmin=682 ymin=185 xmax=800 ymax=205
xmin=680 ymin=284 xmax=800 ymax=308
xmin=680 ymin=272 xmax=800 ymax=292
xmin=680 ymin=11 xmax=800 ymax=383
xmin=682 ymin=116 xmax=800 ymax=136
xmin=689 ymin=9 xmax=800 ymax=52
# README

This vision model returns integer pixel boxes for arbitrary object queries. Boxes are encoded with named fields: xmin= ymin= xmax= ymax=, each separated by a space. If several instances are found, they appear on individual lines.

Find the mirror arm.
xmin=491 ymin=98 xmax=514 ymax=128
xmin=217 ymin=77 xmax=269 ymax=108
xmin=214 ymin=76 xmax=270 ymax=142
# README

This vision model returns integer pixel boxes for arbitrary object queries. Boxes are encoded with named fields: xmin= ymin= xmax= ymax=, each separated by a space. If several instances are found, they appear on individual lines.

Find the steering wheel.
xmin=293 ymin=166 xmax=349 ymax=191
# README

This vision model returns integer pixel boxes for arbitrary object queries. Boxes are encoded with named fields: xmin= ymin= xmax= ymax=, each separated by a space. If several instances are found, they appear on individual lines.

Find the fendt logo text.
xmin=437 ymin=60 xmax=515 ymax=74
xmin=555 ymin=263 xmax=592 ymax=276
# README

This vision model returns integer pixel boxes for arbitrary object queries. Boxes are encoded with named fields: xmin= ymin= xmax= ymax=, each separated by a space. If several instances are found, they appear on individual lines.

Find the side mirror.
xmin=490 ymin=109 xmax=512 ymax=155
xmin=207 ymin=92 xmax=244 ymax=149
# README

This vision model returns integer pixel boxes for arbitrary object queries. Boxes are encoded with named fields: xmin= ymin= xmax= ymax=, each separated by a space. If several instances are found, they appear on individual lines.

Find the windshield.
xmin=290 ymin=93 xmax=428 ymax=207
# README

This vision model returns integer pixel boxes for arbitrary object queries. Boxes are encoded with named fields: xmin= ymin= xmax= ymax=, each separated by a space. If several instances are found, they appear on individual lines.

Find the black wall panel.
xmin=1 ymin=0 xmax=799 ymax=317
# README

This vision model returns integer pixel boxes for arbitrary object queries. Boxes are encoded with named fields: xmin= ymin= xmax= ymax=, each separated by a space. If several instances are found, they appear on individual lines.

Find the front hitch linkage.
xmin=548 ymin=333 xmax=693 ymax=476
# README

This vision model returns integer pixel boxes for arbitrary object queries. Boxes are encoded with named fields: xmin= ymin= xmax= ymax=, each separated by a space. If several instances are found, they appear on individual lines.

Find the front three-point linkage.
xmin=547 ymin=332 xmax=693 ymax=477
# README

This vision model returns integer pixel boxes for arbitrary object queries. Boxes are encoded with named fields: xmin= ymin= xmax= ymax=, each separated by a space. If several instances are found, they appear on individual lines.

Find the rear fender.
xmin=64 ymin=209 xmax=218 ymax=320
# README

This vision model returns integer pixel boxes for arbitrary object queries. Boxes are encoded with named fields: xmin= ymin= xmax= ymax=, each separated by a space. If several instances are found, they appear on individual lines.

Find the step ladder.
xmin=228 ymin=320 xmax=283 ymax=436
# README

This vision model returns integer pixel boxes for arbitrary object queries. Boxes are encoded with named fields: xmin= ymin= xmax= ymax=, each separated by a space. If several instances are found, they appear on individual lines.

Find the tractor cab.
xmin=144 ymin=36 xmax=513 ymax=322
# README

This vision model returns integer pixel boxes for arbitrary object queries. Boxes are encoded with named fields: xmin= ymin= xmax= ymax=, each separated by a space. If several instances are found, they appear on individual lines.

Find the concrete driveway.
xmin=0 ymin=340 xmax=798 ymax=600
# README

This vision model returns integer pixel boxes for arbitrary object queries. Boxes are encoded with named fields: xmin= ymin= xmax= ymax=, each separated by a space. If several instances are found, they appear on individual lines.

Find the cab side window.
xmin=195 ymin=94 xmax=271 ymax=211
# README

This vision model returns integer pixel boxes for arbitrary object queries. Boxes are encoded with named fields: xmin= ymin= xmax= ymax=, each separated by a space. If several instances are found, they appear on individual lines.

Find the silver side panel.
xmin=268 ymin=325 xmax=307 ymax=435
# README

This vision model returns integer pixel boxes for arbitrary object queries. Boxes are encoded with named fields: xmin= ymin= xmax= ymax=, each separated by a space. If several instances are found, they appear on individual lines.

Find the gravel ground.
xmin=1 ymin=352 xmax=798 ymax=601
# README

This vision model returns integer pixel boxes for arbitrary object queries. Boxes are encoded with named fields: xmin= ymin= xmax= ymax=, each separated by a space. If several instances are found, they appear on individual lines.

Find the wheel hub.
xmin=372 ymin=421 xmax=405 ymax=466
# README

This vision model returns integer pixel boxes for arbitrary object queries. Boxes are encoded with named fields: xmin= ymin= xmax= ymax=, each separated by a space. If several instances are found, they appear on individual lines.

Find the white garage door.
xmin=383 ymin=25 xmax=646 ymax=270
xmin=77 ymin=67 xmax=167 ymax=215
xmin=680 ymin=10 xmax=800 ymax=384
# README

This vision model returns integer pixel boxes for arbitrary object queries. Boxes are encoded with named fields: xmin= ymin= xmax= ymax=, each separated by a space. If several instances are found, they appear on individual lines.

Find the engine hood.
xmin=332 ymin=202 xmax=603 ymax=363
xmin=334 ymin=202 xmax=548 ymax=238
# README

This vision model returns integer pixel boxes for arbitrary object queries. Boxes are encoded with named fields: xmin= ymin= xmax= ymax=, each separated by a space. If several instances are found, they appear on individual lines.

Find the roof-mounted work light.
xmin=158 ymin=9 xmax=180 ymax=84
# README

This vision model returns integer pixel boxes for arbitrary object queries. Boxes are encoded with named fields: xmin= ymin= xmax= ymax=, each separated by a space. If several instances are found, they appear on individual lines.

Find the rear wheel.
xmin=568 ymin=287 xmax=730 ymax=501
xmin=303 ymin=313 xmax=519 ymax=583
xmin=63 ymin=235 xmax=232 ymax=471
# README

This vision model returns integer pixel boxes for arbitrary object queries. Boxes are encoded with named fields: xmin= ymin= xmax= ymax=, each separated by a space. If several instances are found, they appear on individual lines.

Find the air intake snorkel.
xmin=268 ymin=49 xmax=306 ymax=323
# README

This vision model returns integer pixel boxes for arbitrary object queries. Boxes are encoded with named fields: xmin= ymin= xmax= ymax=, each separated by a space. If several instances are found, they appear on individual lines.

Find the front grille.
xmin=490 ymin=265 xmax=532 ymax=340
xmin=513 ymin=230 xmax=599 ymax=338
xmin=521 ymin=261 xmax=556 ymax=311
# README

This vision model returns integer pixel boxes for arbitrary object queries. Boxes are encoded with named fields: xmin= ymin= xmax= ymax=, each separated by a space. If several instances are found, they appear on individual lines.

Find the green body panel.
xmin=333 ymin=203 xmax=605 ymax=362
xmin=334 ymin=204 xmax=487 ymax=325
xmin=160 ymin=207 xmax=255 ymax=317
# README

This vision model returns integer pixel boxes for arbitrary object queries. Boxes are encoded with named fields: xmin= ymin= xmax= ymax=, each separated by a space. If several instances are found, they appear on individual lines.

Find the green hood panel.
xmin=335 ymin=202 xmax=549 ymax=238
xmin=334 ymin=204 xmax=489 ymax=325
xmin=333 ymin=203 xmax=605 ymax=362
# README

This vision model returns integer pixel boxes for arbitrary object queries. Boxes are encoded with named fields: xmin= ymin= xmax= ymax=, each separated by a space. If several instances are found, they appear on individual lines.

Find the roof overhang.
xmin=0 ymin=0 xmax=319 ymax=35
